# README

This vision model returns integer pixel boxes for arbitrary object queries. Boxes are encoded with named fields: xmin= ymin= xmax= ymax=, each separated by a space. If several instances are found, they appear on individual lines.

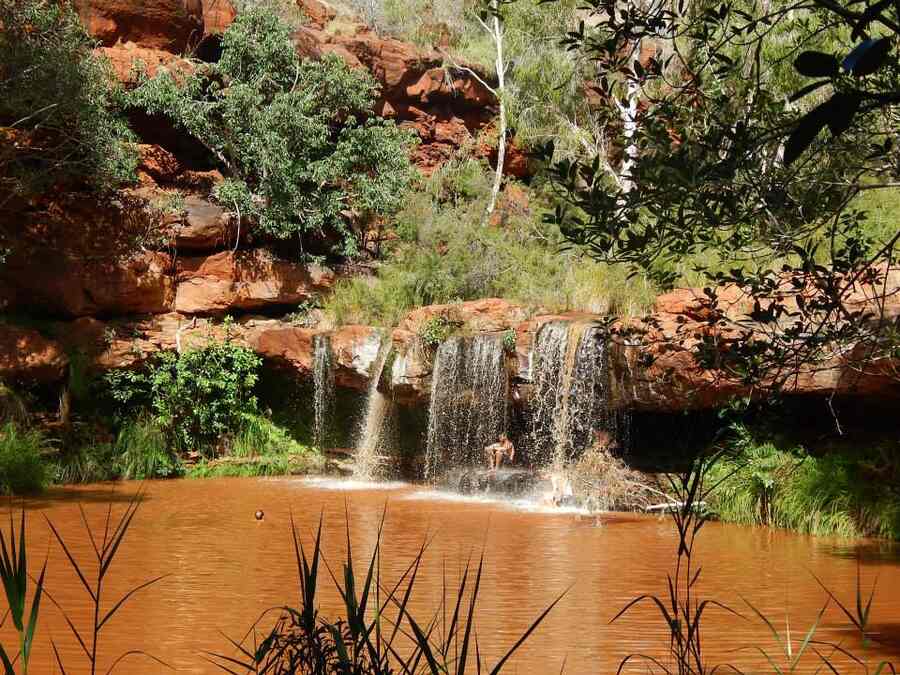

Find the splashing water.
xmin=352 ymin=334 xmax=394 ymax=480
xmin=312 ymin=333 xmax=334 ymax=450
xmin=529 ymin=321 xmax=626 ymax=470
xmin=424 ymin=335 xmax=508 ymax=480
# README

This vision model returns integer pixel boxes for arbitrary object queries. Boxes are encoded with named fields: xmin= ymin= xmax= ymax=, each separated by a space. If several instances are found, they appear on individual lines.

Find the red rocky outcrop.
xmin=0 ymin=326 xmax=68 ymax=384
xmin=175 ymin=250 xmax=336 ymax=314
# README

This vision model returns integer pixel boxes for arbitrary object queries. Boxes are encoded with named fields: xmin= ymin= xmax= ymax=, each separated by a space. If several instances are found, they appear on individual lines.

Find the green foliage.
xmin=708 ymin=425 xmax=900 ymax=539
xmin=0 ymin=511 xmax=46 ymax=674
xmin=128 ymin=7 xmax=416 ymax=256
xmin=186 ymin=414 xmax=319 ymax=478
xmin=0 ymin=0 xmax=136 ymax=198
xmin=52 ymin=442 xmax=120 ymax=485
xmin=0 ymin=424 xmax=50 ymax=495
xmin=418 ymin=314 xmax=460 ymax=348
xmin=502 ymin=329 xmax=516 ymax=353
xmin=105 ymin=333 xmax=262 ymax=454
xmin=115 ymin=419 xmax=181 ymax=479
xmin=323 ymin=162 xmax=657 ymax=326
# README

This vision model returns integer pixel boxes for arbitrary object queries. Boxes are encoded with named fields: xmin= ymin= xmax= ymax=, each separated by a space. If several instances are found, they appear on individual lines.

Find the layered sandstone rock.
xmin=74 ymin=0 xmax=204 ymax=52
xmin=0 ymin=251 xmax=175 ymax=318
xmin=174 ymin=250 xmax=336 ymax=314
xmin=0 ymin=326 xmax=68 ymax=384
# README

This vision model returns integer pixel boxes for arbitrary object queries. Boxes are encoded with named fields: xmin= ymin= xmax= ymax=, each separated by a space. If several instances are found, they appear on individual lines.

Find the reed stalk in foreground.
xmin=209 ymin=508 xmax=566 ymax=674
xmin=614 ymin=451 xmax=900 ymax=674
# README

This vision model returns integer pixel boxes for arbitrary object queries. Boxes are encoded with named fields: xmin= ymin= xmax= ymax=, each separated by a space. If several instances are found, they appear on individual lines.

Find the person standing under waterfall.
xmin=484 ymin=433 xmax=515 ymax=471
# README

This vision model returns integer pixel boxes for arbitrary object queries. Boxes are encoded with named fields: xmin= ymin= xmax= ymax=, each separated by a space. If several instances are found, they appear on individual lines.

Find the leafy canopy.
xmin=128 ymin=7 xmax=417 ymax=257
xmin=542 ymin=0 xmax=900 ymax=389
xmin=0 ymin=0 xmax=137 ymax=200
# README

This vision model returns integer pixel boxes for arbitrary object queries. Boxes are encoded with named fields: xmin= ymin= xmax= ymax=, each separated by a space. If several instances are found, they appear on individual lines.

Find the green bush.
xmin=0 ymin=424 xmax=50 ymax=494
xmin=52 ymin=442 xmax=120 ymax=484
xmin=128 ymin=7 xmax=416 ymax=257
xmin=115 ymin=419 xmax=181 ymax=479
xmin=708 ymin=425 xmax=900 ymax=539
xmin=106 ymin=333 xmax=262 ymax=455
xmin=0 ymin=0 xmax=136 ymax=197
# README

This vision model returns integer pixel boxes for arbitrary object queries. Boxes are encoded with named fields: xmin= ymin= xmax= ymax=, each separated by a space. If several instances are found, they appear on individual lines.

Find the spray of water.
xmin=424 ymin=335 xmax=508 ymax=480
xmin=352 ymin=334 xmax=394 ymax=480
xmin=312 ymin=333 xmax=334 ymax=450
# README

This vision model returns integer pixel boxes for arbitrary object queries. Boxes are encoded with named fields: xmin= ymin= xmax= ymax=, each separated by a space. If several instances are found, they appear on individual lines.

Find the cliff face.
xmin=2 ymin=0 xmax=898 ymax=415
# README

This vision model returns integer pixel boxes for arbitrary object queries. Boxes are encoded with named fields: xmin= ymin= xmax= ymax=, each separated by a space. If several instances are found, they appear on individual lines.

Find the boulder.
xmin=174 ymin=250 xmax=336 ymax=314
xmin=251 ymin=324 xmax=383 ymax=389
xmin=398 ymin=298 xmax=529 ymax=335
xmin=0 ymin=325 xmax=68 ymax=384
xmin=75 ymin=0 xmax=204 ymax=52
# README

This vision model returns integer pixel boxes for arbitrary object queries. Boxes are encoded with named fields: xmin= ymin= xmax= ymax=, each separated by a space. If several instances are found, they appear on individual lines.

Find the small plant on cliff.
xmin=127 ymin=7 xmax=417 ymax=258
xmin=418 ymin=314 xmax=460 ymax=350
xmin=106 ymin=332 xmax=262 ymax=455
xmin=0 ymin=0 xmax=136 ymax=202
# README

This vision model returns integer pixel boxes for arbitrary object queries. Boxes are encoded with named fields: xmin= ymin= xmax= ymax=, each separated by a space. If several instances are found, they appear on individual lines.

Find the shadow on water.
xmin=11 ymin=485 xmax=152 ymax=510
xmin=819 ymin=541 xmax=900 ymax=565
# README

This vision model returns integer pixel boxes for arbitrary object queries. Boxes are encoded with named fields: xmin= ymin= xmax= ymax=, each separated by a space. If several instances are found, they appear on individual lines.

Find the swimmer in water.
xmin=255 ymin=510 xmax=265 ymax=521
xmin=483 ymin=433 xmax=515 ymax=471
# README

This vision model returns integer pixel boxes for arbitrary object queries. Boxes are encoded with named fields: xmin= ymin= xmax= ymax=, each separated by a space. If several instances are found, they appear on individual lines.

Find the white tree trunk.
xmin=485 ymin=5 xmax=506 ymax=222
xmin=615 ymin=45 xmax=641 ymax=194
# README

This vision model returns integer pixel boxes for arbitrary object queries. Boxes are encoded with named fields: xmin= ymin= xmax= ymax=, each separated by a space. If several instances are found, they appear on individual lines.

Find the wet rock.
xmin=446 ymin=467 xmax=538 ymax=497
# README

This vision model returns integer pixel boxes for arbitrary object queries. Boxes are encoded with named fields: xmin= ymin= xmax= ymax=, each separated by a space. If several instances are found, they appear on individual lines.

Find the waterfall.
xmin=529 ymin=321 xmax=624 ymax=469
xmin=312 ymin=333 xmax=334 ymax=450
xmin=424 ymin=335 xmax=508 ymax=480
xmin=352 ymin=334 xmax=393 ymax=480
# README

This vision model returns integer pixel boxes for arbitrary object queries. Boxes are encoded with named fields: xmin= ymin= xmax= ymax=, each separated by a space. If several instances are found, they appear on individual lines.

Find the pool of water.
xmin=5 ymin=477 xmax=900 ymax=673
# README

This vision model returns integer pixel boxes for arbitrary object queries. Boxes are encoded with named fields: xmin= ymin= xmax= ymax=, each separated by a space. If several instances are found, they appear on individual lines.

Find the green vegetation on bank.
xmin=708 ymin=424 xmax=900 ymax=539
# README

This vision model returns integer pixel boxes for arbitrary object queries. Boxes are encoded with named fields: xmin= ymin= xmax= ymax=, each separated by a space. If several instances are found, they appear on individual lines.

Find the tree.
xmin=0 ymin=0 xmax=136 ymax=204
xmin=128 ymin=7 xmax=418 ymax=258
xmin=543 ymin=0 xmax=900 ymax=394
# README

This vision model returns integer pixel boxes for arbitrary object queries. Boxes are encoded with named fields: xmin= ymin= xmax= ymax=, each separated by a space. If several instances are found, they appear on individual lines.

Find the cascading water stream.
xmin=424 ymin=335 xmax=508 ymax=480
xmin=352 ymin=334 xmax=393 ymax=480
xmin=529 ymin=321 xmax=625 ymax=470
xmin=312 ymin=333 xmax=335 ymax=450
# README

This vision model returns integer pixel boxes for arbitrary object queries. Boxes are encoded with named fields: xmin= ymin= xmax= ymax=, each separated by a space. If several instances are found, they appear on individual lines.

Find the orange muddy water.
xmin=4 ymin=477 xmax=900 ymax=674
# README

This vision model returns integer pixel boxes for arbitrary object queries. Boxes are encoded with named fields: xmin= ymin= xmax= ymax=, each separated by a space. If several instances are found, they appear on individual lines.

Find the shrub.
xmin=708 ymin=424 xmax=900 ymax=539
xmin=418 ymin=314 xmax=460 ymax=349
xmin=128 ymin=7 xmax=416 ymax=257
xmin=106 ymin=332 xmax=262 ymax=455
xmin=115 ymin=419 xmax=181 ymax=479
xmin=52 ymin=442 xmax=121 ymax=484
xmin=323 ymin=164 xmax=658 ymax=326
xmin=0 ymin=0 xmax=136 ymax=198
xmin=0 ymin=423 xmax=50 ymax=494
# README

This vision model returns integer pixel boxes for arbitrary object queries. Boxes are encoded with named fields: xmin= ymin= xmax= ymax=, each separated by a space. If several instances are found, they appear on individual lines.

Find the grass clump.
xmin=0 ymin=423 xmax=51 ymax=494
xmin=323 ymin=161 xmax=658 ymax=327
xmin=708 ymin=424 xmax=900 ymax=539
xmin=187 ymin=414 xmax=321 ymax=478
xmin=115 ymin=419 xmax=181 ymax=479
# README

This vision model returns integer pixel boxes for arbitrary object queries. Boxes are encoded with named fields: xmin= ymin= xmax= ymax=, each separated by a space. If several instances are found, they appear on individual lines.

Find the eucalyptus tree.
xmin=128 ymin=7 xmax=417 ymax=258
xmin=542 ymin=0 xmax=900 ymax=393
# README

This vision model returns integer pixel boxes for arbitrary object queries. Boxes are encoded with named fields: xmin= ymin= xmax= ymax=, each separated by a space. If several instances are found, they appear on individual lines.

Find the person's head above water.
xmin=254 ymin=510 xmax=265 ymax=521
